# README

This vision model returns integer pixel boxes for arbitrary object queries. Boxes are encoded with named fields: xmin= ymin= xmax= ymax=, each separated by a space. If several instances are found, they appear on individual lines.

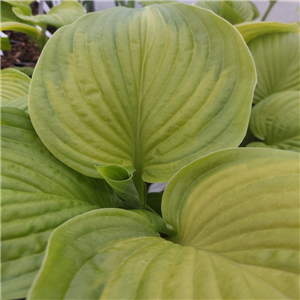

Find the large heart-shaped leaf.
xmin=29 ymin=3 xmax=256 ymax=183
xmin=236 ymin=22 xmax=300 ymax=104
xmin=195 ymin=1 xmax=259 ymax=25
xmin=247 ymin=91 xmax=300 ymax=152
xmin=1 ymin=107 xmax=121 ymax=299
xmin=0 ymin=68 xmax=31 ymax=111
xmin=13 ymin=1 xmax=85 ymax=28
xmin=28 ymin=148 xmax=299 ymax=299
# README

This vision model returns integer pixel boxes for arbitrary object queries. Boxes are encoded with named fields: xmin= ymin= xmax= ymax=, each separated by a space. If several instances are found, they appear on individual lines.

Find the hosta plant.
xmin=1 ymin=2 xmax=299 ymax=300
xmin=0 ymin=0 xmax=85 ymax=50
xmin=0 ymin=68 xmax=30 ymax=111
xmin=141 ymin=0 xmax=259 ymax=25
xmin=236 ymin=22 xmax=300 ymax=151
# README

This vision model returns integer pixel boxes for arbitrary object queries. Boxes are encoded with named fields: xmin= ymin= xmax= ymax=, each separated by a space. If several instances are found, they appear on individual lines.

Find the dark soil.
xmin=1 ymin=31 xmax=41 ymax=69
xmin=0 ymin=1 xmax=52 ymax=70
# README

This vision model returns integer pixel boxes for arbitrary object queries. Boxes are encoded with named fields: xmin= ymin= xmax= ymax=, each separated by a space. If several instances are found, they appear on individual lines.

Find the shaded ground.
xmin=1 ymin=31 xmax=40 ymax=69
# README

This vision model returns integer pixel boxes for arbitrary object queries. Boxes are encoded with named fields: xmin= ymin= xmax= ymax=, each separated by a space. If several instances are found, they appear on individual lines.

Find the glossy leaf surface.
xmin=0 ymin=68 xmax=31 ymax=111
xmin=13 ymin=1 xmax=85 ymax=28
xmin=1 ymin=107 xmax=120 ymax=299
xmin=195 ymin=1 xmax=259 ymax=25
xmin=248 ymin=91 xmax=300 ymax=151
xmin=29 ymin=3 xmax=256 ymax=183
xmin=237 ymin=22 xmax=300 ymax=103
xmin=29 ymin=148 xmax=299 ymax=299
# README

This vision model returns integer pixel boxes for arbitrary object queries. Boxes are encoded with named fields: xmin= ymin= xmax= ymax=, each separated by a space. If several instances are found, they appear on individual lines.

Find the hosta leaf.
xmin=237 ymin=22 xmax=300 ymax=103
xmin=236 ymin=21 xmax=299 ymax=43
xmin=0 ymin=21 xmax=40 ymax=39
xmin=247 ymin=91 xmax=300 ymax=151
xmin=1 ymin=107 xmax=120 ymax=299
xmin=4 ymin=0 xmax=34 ymax=16
xmin=195 ymin=1 xmax=259 ymax=25
xmin=96 ymin=165 xmax=142 ymax=209
xmin=13 ymin=1 xmax=85 ymax=28
xmin=28 ymin=148 xmax=299 ymax=299
xmin=0 ymin=68 xmax=31 ymax=111
xmin=147 ymin=192 xmax=163 ymax=216
xmin=29 ymin=3 xmax=256 ymax=183
xmin=140 ymin=0 xmax=177 ymax=5
xmin=13 ymin=66 xmax=35 ymax=77
xmin=0 ymin=1 xmax=40 ymax=38
xmin=1 ymin=36 xmax=11 ymax=51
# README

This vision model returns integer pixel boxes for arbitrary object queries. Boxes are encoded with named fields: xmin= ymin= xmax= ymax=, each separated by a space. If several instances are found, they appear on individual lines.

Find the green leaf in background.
xmin=29 ymin=3 xmax=256 ymax=183
xmin=13 ymin=66 xmax=35 ymax=77
xmin=1 ymin=107 xmax=121 ymax=299
xmin=1 ymin=36 xmax=11 ymax=50
xmin=0 ymin=21 xmax=40 ymax=40
xmin=13 ymin=1 xmax=85 ymax=28
xmin=195 ymin=1 xmax=259 ymax=25
xmin=247 ymin=91 xmax=300 ymax=152
xmin=146 ymin=192 xmax=163 ymax=216
xmin=28 ymin=148 xmax=300 ymax=299
xmin=97 ymin=165 xmax=142 ymax=209
xmin=0 ymin=68 xmax=31 ymax=111
xmin=4 ymin=0 xmax=34 ymax=16
xmin=139 ymin=0 xmax=177 ymax=6
xmin=236 ymin=22 xmax=300 ymax=104
xmin=0 ymin=0 xmax=37 ymax=48
xmin=236 ymin=21 xmax=299 ymax=43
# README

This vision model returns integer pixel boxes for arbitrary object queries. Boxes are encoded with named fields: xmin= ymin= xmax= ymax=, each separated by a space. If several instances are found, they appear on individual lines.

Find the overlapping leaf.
xmin=0 ymin=0 xmax=39 ymax=44
xmin=28 ymin=148 xmax=300 ymax=299
xmin=1 ymin=107 xmax=120 ymax=299
xmin=195 ymin=1 xmax=259 ymax=25
xmin=237 ymin=22 xmax=300 ymax=103
xmin=1 ymin=68 xmax=31 ymax=111
xmin=29 ymin=3 xmax=256 ymax=183
xmin=247 ymin=91 xmax=300 ymax=151
xmin=13 ymin=1 xmax=85 ymax=28
xmin=236 ymin=21 xmax=299 ymax=43
xmin=4 ymin=0 xmax=34 ymax=16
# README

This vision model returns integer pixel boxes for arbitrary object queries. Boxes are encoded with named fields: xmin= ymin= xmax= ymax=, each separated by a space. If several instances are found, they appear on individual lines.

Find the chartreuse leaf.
xmin=28 ymin=148 xmax=299 ymax=299
xmin=29 ymin=3 xmax=256 ymax=183
xmin=236 ymin=22 xmax=300 ymax=104
xmin=236 ymin=21 xmax=299 ymax=43
xmin=0 ymin=1 xmax=38 ymax=41
xmin=195 ymin=1 xmax=259 ymax=25
xmin=0 ymin=21 xmax=40 ymax=39
xmin=4 ymin=0 xmax=34 ymax=16
xmin=1 ymin=68 xmax=31 ymax=111
xmin=1 ymin=107 xmax=121 ymax=300
xmin=247 ymin=91 xmax=300 ymax=152
xmin=96 ymin=165 xmax=142 ymax=209
xmin=13 ymin=1 xmax=85 ymax=28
